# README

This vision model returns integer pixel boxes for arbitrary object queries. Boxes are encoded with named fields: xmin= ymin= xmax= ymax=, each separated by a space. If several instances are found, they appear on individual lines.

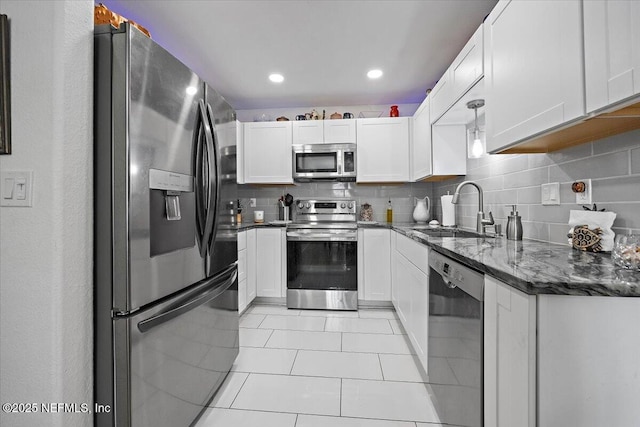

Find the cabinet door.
xmin=430 ymin=68 xmax=452 ymax=124
xmin=394 ymin=252 xmax=412 ymax=327
xmin=324 ymin=120 xmax=356 ymax=144
xmin=361 ymin=229 xmax=391 ymax=301
xmin=292 ymin=121 xmax=324 ymax=145
xmin=407 ymin=252 xmax=429 ymax=369
xmin=485 ymin=0 xmax=585 ymax=153
xmin=356 ymin=118 xmax=410 ymax=182
xmin=584 ymin=0 xmax=640 ymax=113
xmin=411 ymin=98 xmax=433 ymax=181
xmin=236 ymin=121 xmax=244 ymax=184
xmin=450 ymin=24 xmax=484 ymax=103
xmin=256 ymin=228 xmax=283 ymax=297
xmin=244 ymin=122 xmax=293 ymax=183
xmin=484 ymin=276 xmax=536 ymax=427
xmin=246 ymin=229 xmax=257 ymax=304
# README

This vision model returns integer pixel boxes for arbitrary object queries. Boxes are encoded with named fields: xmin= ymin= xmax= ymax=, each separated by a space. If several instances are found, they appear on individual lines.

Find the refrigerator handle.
xmin=193 ymin=100 xmax=216 ymax=258
xmin=205 ymin=103 xmax=221 ymax=252
xmin=137 ymin=266 xmax=237 ymax=333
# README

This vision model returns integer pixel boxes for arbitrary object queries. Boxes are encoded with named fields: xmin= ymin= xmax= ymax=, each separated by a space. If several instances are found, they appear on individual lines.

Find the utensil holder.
xmin=279 ymin=205 xmax=291 ymax=221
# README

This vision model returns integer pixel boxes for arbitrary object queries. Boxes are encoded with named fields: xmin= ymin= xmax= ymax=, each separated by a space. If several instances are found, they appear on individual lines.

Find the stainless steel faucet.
xmin=451 ymin=180 xmax=495 ymax=235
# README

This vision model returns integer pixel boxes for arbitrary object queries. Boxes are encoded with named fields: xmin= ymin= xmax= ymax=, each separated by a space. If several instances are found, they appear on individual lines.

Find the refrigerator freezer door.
xmin=205 ymin=85 xmax=238 ymax=277
xmin=111 ymin=27 xmax=208 ymax=310
xmin=108 ymin=265 xmax=239 ymax=427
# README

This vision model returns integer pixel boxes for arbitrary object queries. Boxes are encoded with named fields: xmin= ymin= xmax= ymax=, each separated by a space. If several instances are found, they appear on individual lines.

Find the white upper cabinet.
xmin=485 ymin=0 xmax=585 ymax=154
xmin=412 ymin=96 xmax=467 ymax=181
xmin=292 ymin=120 xmax=357 ymax=144
xmin=584 ymin=0 xmax=640 ymax=113
xmin=243 ymin=121 xmax=293 ymax=183
xmin=236 ymin=120 xmax=244 ymax=184
xmin=451 ymin=24 xmax=484 ymax=105
xmin=292 ymin=121 xmax=324 ymax=144
xmin=324 ymin=119 xmax=357 ymax=144
xmin=356 ymin=117 xmax=410 ymax=182
xmin=430 ymin=24 xmax=484 ymax=124
xmin=411 ymin=97 xmax=433 ymax=181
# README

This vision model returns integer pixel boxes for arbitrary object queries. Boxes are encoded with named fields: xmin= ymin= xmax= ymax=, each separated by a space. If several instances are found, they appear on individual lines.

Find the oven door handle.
xmin=286 ymin=232 xmax=357 ymax=242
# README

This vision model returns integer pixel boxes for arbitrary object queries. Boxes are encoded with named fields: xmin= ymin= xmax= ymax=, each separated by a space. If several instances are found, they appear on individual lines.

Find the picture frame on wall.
xmin=0 ymin=14 xmax=10 ymax=155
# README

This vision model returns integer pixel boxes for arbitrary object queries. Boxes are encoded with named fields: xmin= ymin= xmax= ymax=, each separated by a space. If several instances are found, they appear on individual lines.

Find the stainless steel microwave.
xmin=292 ymin=143 xmax=356 ymax=182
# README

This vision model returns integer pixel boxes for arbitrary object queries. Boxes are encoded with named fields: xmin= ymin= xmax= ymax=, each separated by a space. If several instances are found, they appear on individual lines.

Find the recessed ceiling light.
xmin=367 ymin=69 xmax=383 ymax=79
xmin=269 ymin=73 xmax=284 ymax=83
xmin=185 ymin=86 xmax=198 ymax=95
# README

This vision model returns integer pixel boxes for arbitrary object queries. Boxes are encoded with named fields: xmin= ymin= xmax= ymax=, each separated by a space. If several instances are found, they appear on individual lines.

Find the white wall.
xmin=0 ymin=2 xmax=93 ymax=426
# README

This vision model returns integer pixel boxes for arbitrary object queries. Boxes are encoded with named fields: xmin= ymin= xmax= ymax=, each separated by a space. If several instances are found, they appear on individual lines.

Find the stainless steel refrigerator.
xmin=94 ymin=23 xmax=239 ymax=427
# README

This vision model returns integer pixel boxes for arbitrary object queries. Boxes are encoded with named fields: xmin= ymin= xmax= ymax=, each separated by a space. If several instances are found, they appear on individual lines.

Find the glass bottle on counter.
xmin=386 ymin=199 xmax=393 ymax=223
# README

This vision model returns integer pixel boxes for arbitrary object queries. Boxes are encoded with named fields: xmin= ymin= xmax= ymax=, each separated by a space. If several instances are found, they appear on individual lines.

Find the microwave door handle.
xmin=205 ymin=103 xmax=221 ymax=252
xmin=137 ymin=268 xmax=238 ymax=333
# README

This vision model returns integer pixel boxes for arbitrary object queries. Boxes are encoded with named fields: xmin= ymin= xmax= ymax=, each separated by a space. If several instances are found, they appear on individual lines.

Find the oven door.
xmin=286 ymin=229 xmax=358 ymax=310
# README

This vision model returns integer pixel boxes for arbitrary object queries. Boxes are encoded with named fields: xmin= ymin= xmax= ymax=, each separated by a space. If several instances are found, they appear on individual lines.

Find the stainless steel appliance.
xmin=292 ymin=143 xmax=356 ymax=182
xmin=428 ymin=251 xmax=484 ymax=427
xmin=94 ymin=23 xmax=238 ymax=427
xmin=287 ymin=199 xmax=358 ymax=310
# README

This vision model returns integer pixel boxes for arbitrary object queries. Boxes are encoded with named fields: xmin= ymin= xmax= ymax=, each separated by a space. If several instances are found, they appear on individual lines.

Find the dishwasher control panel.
xmin=429 ymin=251 xmax=484 ymax=301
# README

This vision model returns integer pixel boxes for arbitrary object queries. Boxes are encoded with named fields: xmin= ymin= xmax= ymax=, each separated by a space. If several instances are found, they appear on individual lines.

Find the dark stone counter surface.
xmin=237 ymin=220 xmax=639 ymax=296
xmin=390 ymin=224 xmax=639 ymax=297
xmin=236 ymin=221 xmax=289 ymax=231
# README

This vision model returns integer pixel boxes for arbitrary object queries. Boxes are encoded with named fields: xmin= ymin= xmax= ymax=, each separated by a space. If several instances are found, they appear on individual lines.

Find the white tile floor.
xmin=195 ymin=304 xmax=444 ymax=427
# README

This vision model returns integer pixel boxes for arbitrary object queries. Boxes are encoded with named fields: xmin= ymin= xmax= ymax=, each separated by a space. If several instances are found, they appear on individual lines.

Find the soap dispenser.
xmin=505 ymin=204 xmax=523 ymax=241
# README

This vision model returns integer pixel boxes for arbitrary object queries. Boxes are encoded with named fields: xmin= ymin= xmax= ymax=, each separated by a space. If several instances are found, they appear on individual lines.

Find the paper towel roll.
xmin=441 ymin=194 xmax=455 ymax=226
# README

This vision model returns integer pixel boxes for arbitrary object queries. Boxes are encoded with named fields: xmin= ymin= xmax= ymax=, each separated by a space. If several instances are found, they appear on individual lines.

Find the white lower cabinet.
xmin=246 ymin=229 xmax=257 ymax=304
xmin=484 ymin=276 xmax=536 ymax=427
xmin=357 ymin=228 xmax=391 ymax=301
xmin=237 ymin=230 xmax=256 ymax=313
xmin=537 ymin=295 xmax=640 ymax=427
xmin=255 ymin=228 xmax=286 ymax=298
xmin=392 ymin=232 xmax=430 ymax=372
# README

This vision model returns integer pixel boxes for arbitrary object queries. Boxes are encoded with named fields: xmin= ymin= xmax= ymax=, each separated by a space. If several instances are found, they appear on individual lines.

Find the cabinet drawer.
xmin=396 ymin=233 xmax=429 ymax=274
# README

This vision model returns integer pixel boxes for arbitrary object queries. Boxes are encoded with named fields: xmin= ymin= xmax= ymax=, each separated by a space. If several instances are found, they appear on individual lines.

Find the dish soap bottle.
xmin=386 ymin=199 xmax=393 ymax=223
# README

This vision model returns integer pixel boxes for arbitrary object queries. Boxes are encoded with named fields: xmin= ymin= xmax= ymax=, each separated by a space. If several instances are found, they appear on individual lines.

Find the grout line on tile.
xmin=378 ymin=353 xmax=385 ymax=381
xmin=339 ymin=378 xmax=343 ymax=417
xmin=289 ymin=350 xmax=300 ymax=375
xmin=263 ymin=329 xmax=276 ymax=348
xmin=227 ymin=372 xmax=251 ymax=409
xmin=294 ymin=413 xmax=299 ymax=426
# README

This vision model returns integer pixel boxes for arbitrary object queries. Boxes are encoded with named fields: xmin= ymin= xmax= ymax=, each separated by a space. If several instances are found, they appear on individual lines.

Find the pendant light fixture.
xmin=466 ymin=99 xmax=485 ymax=158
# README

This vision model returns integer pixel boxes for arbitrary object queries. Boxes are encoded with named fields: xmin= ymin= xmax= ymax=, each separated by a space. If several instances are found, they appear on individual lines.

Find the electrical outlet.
xmin=575 ymin=179 xmax=592 ymax=205
xmin=249 ymin=198 xmax=256 ymax=207
xmin=541 ymin=182 xmax=560 ymax=205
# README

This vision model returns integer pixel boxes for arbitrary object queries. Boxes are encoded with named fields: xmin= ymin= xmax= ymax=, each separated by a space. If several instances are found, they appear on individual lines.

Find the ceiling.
xmin=102 ymin=0 xmax=498 ymax=110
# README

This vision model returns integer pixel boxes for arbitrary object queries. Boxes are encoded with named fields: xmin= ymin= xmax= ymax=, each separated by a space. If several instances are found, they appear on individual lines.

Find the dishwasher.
xmin=428 ymin=250 xmax=484 ymax=427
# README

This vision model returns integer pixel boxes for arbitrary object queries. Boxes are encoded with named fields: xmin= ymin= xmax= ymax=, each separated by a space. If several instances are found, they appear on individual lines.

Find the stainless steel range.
xmin=286 ymin=199 xmax=358 ymax=310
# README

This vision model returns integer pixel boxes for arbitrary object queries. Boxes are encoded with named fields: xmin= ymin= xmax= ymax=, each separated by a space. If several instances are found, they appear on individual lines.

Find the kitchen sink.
xmin=410 ymin=226 xmax=489 ymax=238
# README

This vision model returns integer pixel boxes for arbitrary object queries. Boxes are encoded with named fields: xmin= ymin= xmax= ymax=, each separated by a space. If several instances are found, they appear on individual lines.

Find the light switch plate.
xmin=541 ymin=182 xmax=560 ymax=205
xmin=249 ymin=198 xmax=256 ymax=207
xmin=575 ymin=179 xmax=592 ymax=205
xmin=1 ymin=171 xmax=33 ymax=207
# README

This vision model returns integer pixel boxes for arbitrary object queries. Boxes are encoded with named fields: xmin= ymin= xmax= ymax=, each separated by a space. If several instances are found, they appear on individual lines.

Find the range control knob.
xmin=305 ymin=202 xmax=311 ymax=209
xmin=297 ymin=202 xmax=304 ymax=209
xmin=348 ymin=202 xmax=354 ymax=209
xmin=341 ymin=203 xmax=346 ymax=209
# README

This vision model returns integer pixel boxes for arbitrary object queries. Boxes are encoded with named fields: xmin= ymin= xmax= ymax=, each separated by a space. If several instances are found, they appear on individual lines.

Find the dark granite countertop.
xmin=391 ymin=225 xmax=640 ymax=297
xmin=236 ymin=221 xmax=289 ymax=231
xmin=237 ymin=220 xmax=639 ymax=296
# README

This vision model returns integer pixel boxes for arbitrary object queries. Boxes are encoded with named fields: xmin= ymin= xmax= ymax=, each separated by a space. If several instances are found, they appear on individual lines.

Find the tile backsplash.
xmin=239 ymin=129 xmax=639 ymax=244
xmin=238 ymin=181 xmax=433 ymax=224
xmin=432 ymin=129 xmax=640 ymax=244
